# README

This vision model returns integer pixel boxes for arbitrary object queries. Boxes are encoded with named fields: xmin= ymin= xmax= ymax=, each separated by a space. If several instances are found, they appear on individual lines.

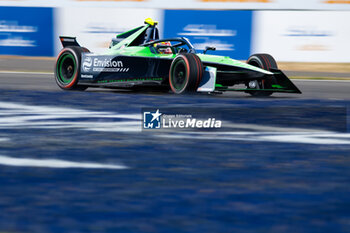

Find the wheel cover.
xmin=170 ymin=59 xmax=188 ymax=92
xmin=247 ymin=59 xmax=272 ymax=96
xmin=57 ymin=53 xmax=77 ymax=85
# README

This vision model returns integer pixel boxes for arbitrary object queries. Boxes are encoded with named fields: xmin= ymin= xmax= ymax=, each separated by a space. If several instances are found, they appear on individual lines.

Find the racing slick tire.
xmin=246 ymin=53 xmax=277 ymax=97
xmin=169 ymin=53 xmax=203 ymax=94
xmin=55 ymin=46 xmax=90 ymax=91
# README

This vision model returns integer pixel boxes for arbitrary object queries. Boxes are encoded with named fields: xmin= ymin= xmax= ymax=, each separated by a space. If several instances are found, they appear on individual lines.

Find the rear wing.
xmin=59 ymin=36 xmax=80 ymax=48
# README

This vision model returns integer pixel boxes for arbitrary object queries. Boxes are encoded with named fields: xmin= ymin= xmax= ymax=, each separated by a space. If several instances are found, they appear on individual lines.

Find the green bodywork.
xmin=88 ymin=22 xmax=300 ymax=94
xmin=104 ymin=24 xmax=272 ymax=75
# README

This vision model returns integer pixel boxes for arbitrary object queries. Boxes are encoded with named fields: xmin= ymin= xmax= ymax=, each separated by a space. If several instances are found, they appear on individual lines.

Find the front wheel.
xmin=55 ymin=46 xmax=89 ymax=91
xmin=246 ymin=53 xmax=277 ymax=97
xmin=169 ymin=53 xmax=203 ymax=94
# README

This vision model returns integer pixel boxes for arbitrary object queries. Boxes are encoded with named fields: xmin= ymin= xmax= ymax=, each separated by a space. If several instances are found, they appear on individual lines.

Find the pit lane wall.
xmin=0 ymin=1 xmax=350 ymax=62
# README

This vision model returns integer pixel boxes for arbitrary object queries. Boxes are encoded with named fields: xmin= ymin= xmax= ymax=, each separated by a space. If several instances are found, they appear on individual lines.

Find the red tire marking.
xmin=266 ymin=55 xmax=271 ymax=69
xmin=261 ymin=55 xmax=270 ymax=70
xmin=192 ymin=55 xmax=200 ymax=89
xmin=195 ymin=55 xmax=203 ymax=88
xmin=169 ymin=55 xmax=190 ymax=93
xmin=168 ymin=59 xmax=177 ymax=93
xmin=183 ymin=56 xmax=190 ymax=92
xmin=65 ymin=49 xmax=79 ymax=89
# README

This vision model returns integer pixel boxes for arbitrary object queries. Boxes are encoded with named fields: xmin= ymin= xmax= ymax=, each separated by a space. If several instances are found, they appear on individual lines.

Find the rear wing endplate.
xmin=59 ymin=36 xmax=81 ymax=48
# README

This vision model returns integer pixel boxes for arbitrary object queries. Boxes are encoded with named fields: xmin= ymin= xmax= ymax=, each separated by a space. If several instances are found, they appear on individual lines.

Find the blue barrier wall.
xmin=0 ymin=7 xmax=54 ymax=56
xmin=0 ymin=7 xmax=347 ymax=62
xmin=163 ymin=10 xmax=253 ymax=60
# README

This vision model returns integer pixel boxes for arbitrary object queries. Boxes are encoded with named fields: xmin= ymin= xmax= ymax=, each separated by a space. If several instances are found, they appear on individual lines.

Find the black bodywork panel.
xmin=77 ymin=53 xmax=301 ymax=94
xmin=79 ymin=54 xmax=172 ymax=87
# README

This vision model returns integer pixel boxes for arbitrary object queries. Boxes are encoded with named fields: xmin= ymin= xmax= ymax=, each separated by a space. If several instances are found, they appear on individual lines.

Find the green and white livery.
xmin=55 ymin=18 xmax=301 ymax=96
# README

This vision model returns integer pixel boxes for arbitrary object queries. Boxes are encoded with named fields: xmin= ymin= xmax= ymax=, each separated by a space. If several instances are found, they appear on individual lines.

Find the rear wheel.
xmin=169 ymin=54 xmax=203 ymax=94
xmin=246 ymin=53 xmax=277 ymax=97
xmin=55 ymin=46 xmax=90 ymax=91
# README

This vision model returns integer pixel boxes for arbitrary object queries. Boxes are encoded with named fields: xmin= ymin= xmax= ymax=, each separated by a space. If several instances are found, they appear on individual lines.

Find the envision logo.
xmin=94 ymin=58 xmax=123 ymax=68
xmin=83 ymin=56 xmax=92 ymax=72
xmin=82 ymin=56 xmax=130 ymax=73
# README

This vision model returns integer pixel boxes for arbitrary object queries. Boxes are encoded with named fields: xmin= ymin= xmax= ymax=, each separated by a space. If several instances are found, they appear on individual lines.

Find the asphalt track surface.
xmin=1 ymin=71 xmax=350 ymax=99
xmin=0 ymin=71 xmax=350 ymax=233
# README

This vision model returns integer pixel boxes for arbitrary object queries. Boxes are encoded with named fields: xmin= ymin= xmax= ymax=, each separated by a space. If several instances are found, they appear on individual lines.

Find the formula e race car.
xmin=55 ymin=18 xmax=301 ymax=96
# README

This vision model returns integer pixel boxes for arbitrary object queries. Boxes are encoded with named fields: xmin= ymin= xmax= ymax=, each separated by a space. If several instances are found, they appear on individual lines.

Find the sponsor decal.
xmin=143 ymin=109 xmax=222 ymax=130
xmin=61 ymin=38 xmax=76 ymax=42
xmin=179 ymin=25 xmax=236 ymax=51
xmin=82 ymin=56 xmax=130 ymax=73
xmin=164 ymin=10 xmax=252 ymax=60
xmin=0 ymin=37 xmax=36 ymax=47
xmin=84 ymin=24 xmax=126 ymax=34
xmin=178 ymin=24 xmax=237 ymax=52
xmin=192 ymin=38 xmax=235 ymax=51
xmin=283 ymin=26 xmax=333 ymax=52
xmin=94 ymin=58 xmax=123 ymax=68
xmin=83 ymin=56 xmax=92 ymax=72
xmin=178 ymin=24 xmax=236 ymax=37
xmin=284 ymin=27 xmax=333 ymax=37
xmin=81 ymin=74 xmax=93 ymax=79
xmin=253 ymin=11 xmax=350 ymax=62
xmin=0 ymin=20 xmax=37 ymax=33
xmin=97 ymin=78 xmax=162 ymax=83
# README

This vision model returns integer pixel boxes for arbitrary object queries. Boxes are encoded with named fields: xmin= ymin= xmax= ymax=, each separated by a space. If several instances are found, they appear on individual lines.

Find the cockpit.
xmin=109 ymin=18 xmax=197 ymax=55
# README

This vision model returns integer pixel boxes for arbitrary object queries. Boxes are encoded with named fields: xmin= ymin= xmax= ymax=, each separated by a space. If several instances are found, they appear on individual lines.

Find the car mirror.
xmin=204 ymin=46 xmax=216 ymax=54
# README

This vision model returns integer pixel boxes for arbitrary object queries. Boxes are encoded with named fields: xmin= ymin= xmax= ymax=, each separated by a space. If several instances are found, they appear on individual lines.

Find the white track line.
xmin=0 ymin=101 xmax=141 ymax=132
xmin=0 ymin=138 xmax=9 ymax=142
xmin=157 ymin=132 xmax=350 ymax=145
xmin=0 ymin=71 xmax=53 ymax=75
xmin=291 ymin=79 xmax=350 ymax=82
xmin=0 ymin=155 xmax=128 ymax=170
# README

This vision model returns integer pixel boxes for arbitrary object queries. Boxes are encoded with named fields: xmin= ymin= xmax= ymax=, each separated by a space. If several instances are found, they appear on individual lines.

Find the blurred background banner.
xmin=0 ymin=1 xmax=349 ymax=62
xmin=56 ymin=8 xmax=162 ymax=54
xmin=0 ymin=7 xmax=54 ymax=56
xmin=1 ymin=0 xmax=350 ymax=10
xmin=252 ymin=11 xmax=350 ymax=62
xmin=163 ymin=10 xmax=252 ymax=60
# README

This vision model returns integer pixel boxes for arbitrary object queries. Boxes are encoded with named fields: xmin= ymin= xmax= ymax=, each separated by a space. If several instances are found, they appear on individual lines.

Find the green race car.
xmin=55 ymin=18 xmax=301 ymax=96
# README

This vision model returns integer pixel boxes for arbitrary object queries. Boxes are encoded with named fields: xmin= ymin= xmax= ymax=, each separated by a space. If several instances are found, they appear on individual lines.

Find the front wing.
xmin=198 ymin=67 xmax=301 ymax=94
